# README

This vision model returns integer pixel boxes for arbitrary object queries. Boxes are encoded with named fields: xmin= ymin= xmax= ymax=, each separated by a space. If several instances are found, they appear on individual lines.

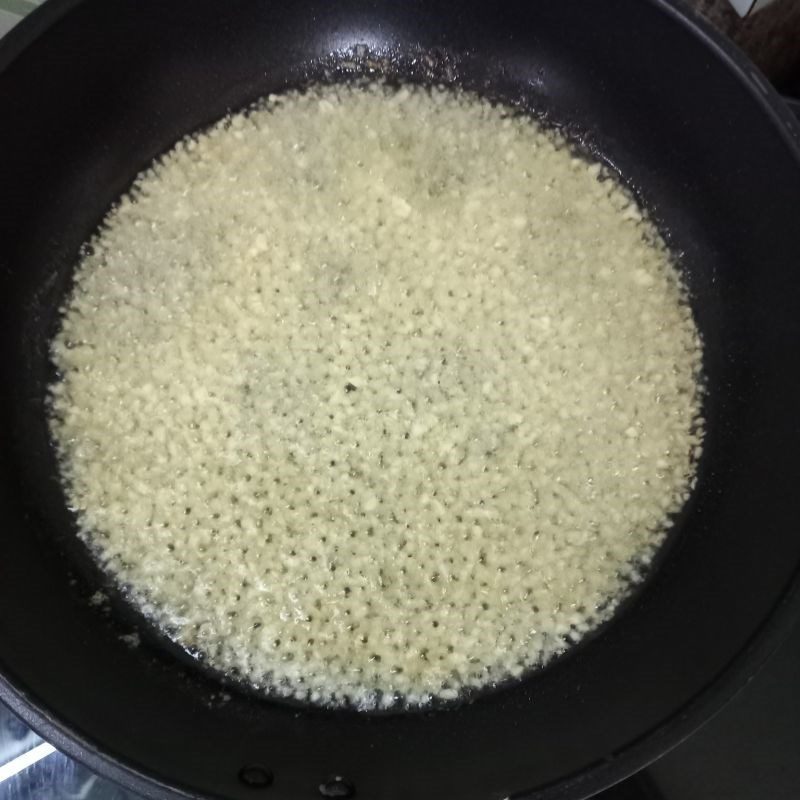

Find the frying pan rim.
xmin=1 ymin=1 xmax=800 ymax=799
xmin=2 ymin=575 xmax=798 ymax=800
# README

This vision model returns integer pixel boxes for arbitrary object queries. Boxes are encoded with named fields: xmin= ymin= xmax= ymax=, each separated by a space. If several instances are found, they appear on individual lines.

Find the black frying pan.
xmin=1 ymin=1 xmax=800 ymax=799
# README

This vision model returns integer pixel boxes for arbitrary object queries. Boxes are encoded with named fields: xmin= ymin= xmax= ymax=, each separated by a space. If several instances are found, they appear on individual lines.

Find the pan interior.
xmin=45 ymin=78 xmax=704 ymax=713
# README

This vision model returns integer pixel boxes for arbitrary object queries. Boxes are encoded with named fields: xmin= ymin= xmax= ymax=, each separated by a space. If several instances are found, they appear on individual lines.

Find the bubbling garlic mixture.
xmin=50 ymin=83 xmax=703 ymax=708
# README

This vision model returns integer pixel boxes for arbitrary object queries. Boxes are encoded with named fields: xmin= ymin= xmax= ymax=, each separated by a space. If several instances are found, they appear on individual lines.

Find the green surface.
xmin=0 ymin=0 xmax=40 ymax=16
xmin=0 ymin=0 xmax=42 ymax=38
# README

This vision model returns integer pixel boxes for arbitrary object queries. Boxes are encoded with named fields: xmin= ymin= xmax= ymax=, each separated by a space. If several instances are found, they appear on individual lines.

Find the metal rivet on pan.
xmin=238 ymin=765 xmax=273 ymax=788
xmin=319 ymin=775 xmax=355 ymax=798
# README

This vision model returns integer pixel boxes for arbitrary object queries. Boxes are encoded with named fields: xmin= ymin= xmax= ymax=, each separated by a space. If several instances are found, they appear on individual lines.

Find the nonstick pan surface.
xmin=1 ymin=1 xmax=800 ymax=799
